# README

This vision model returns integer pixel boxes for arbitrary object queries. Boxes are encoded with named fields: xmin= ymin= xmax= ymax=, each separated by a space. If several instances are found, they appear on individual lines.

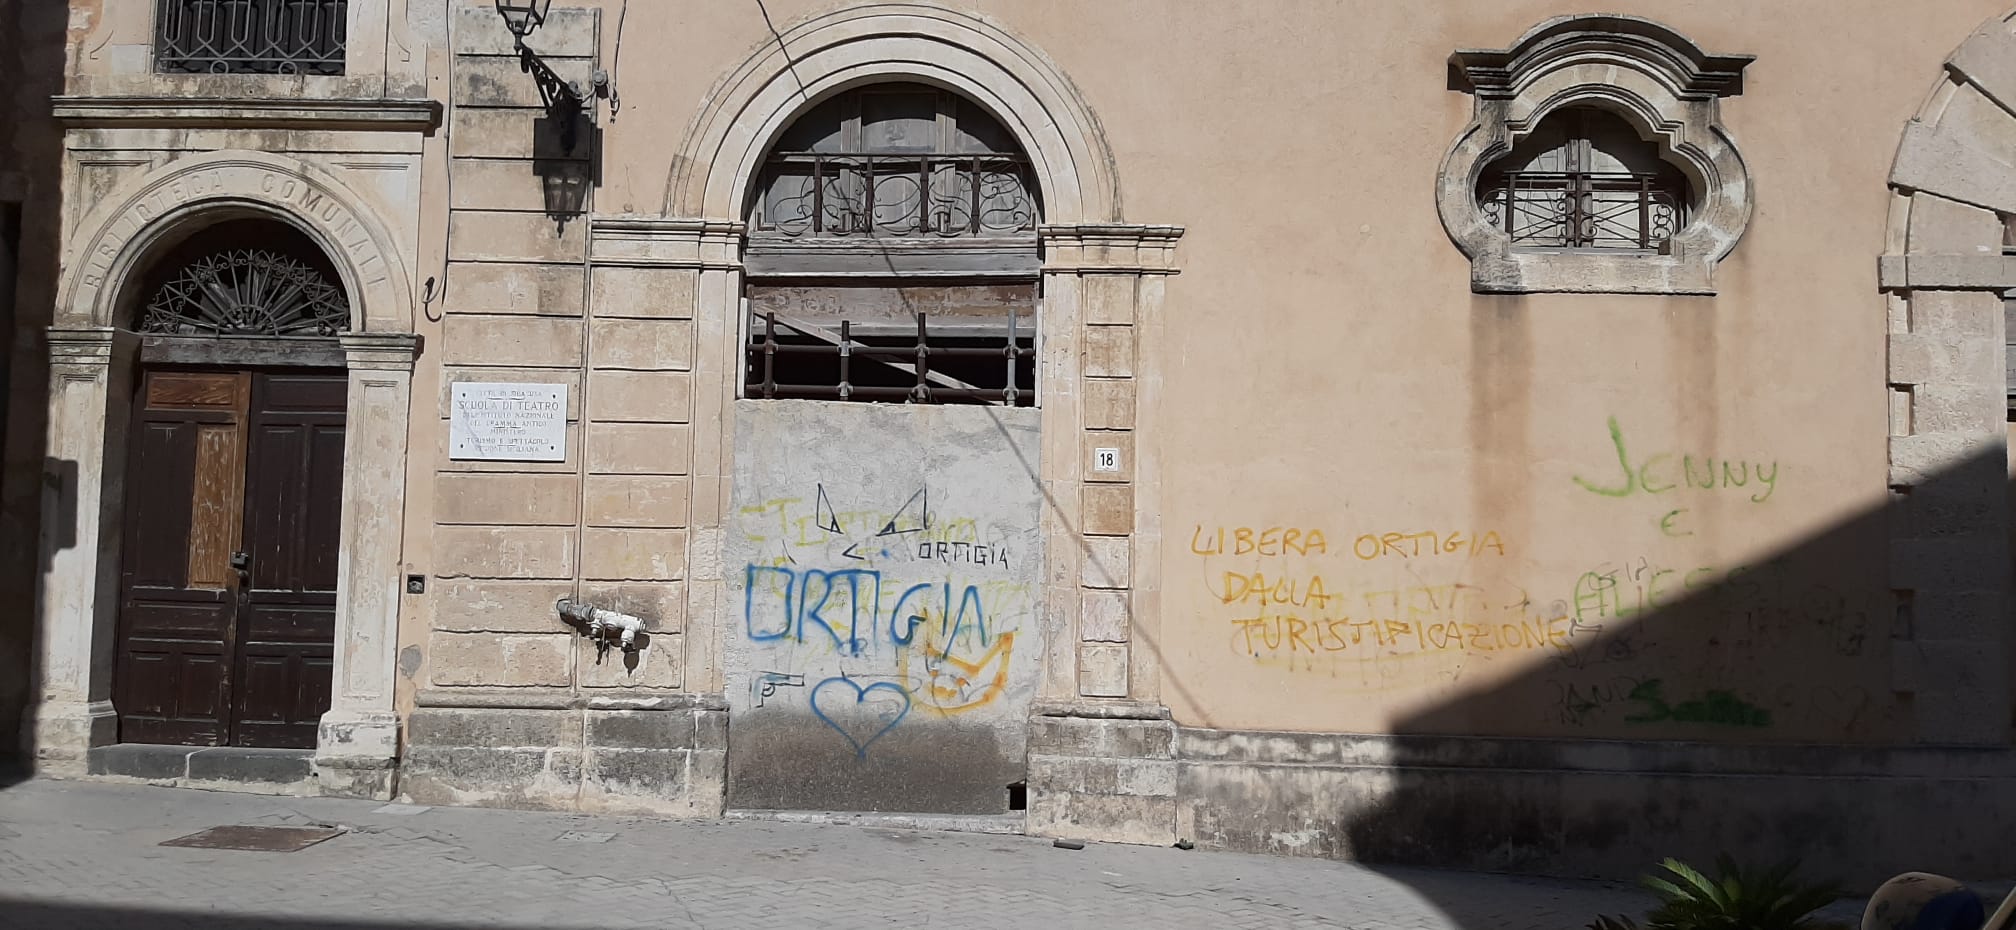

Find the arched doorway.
xmin=113 ymin=219 xmax=352 ymax=749
xmin=1880 ymin=7 xmax=2016 ymax=747
xmin=721 ymin=80 xmax=1047 ymax=813
xmin=29 ymin=151 xmax=420 ymax=797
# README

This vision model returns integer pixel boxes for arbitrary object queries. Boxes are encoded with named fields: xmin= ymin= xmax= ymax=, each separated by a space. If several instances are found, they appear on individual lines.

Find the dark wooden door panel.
xmin=115 ymin=649 xmax=227 ymax=746
xmin=232 ymin=652 xmax=331 ymax=750
xmin=122 ymin=422 xmax=199 ymax=589
xmin=115 ymin=370 xmax=249 ymax=747
xmin=230 ymin=371 xmax=346 ymax=748
xmin=116 ymin=367 xmax=345 ymax=750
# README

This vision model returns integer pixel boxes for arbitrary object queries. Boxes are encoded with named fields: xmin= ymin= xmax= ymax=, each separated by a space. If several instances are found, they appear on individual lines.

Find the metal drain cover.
xmin=160 ymin=825 xmax=344 ymax=852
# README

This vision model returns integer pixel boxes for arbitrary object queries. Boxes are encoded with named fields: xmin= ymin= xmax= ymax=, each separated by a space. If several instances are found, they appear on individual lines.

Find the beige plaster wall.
xmin=407 ymin=0 xmax=2009 ymax=744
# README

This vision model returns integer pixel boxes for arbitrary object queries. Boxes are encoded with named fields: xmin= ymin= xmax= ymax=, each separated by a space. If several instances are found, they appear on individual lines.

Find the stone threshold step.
xmin=88 ymin=743 xmax=313 ymax=787
xmin=725 ymin=808 xmax=1026 ymax=836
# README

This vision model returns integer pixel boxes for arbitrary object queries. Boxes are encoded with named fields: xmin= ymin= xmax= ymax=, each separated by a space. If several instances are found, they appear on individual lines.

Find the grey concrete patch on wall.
xmin=724 ymin=400 xmax=1044 ymax=813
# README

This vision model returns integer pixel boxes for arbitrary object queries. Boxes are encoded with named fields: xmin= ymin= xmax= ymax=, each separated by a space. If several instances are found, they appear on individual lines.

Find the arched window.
xmin=1439 ymin=16 xmax=1752 ymax=293
xmin=134 ymin=219 xmax=350 ymax=338
xmin=744 ymin=84 xmax=1039 ymax=406
xmin=750 ymin=83 xmax=1038 ymax=238
xmin=1476 ymin=107 xmax=1691 ymax=252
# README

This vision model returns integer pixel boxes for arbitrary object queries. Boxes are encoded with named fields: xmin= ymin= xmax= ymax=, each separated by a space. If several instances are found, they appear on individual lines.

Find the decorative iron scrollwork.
xmin=140 ymin=249 xmax=350 ymax=337
xmin=1478 ymin=171 xmax=1681 ymax=251
xmin=760 ymin=154 xmax=1037 ymax=238
xmin=154 ymin=0 xmax=347 ymax=76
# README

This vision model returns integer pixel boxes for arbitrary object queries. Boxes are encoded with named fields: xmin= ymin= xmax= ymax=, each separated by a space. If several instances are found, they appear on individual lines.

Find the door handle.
xmin=230 ymin=550 xmax=251 ymax=577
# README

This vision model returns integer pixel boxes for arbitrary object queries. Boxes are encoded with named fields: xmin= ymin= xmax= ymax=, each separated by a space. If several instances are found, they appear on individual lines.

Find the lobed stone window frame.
xmin=1438 ymin=15 xmax=1755 ymax=295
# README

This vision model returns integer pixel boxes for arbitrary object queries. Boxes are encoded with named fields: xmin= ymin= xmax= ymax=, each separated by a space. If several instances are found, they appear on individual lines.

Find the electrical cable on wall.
xmin=608 ymin=0 xmax=627 ymax=120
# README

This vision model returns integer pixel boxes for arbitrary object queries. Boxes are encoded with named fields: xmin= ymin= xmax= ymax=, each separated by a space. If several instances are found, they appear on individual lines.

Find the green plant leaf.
xmin=1633 ymin=855 xmax=1843 ymax=930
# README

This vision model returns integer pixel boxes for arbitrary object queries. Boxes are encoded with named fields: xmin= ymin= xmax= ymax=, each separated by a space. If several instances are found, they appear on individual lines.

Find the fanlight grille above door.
xmin=140 ymin=249 xmax=350 ymax=337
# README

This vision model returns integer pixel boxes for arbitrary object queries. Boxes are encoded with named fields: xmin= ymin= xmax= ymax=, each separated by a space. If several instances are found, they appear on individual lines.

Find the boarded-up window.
xmin=745 ymin=283 xmax=1035 ymax=406
xmin=746 ymin=84 xmax=1041 ymax=407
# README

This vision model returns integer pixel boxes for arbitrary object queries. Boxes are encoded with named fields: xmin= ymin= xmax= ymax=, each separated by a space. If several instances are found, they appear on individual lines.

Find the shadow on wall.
xmin=0 ymin=902 xmax=555 ymax=930
xmin=1298 ymin=445 xmax=2016 ymax=926
xmin=0 ymin=0 xmax=73 ymax=763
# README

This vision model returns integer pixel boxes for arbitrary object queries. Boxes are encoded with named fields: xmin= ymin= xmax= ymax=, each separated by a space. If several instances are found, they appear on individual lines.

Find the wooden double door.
xmin=115 ymin=367 xmax=348 ymax=749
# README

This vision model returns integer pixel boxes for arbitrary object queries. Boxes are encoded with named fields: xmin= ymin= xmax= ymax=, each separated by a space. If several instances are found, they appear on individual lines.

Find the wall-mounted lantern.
xmin=494 ymin=0 xmax=550 ymax=36
xmin=495 ymin=0 xmax=588 ymax=154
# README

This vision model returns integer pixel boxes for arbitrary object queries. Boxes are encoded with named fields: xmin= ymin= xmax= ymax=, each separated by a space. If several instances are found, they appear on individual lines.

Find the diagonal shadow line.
xmin=1321 ymin=444 xmax=2016 ymax=928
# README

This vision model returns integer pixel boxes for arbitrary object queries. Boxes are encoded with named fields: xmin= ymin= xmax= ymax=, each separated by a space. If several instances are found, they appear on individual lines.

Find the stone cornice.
xmin=1450 ymin=14 xmax=1753 ymax=100
xmin=590 ymin=217 xmax=747 ymax=270
xmin=52 ymin=97 xmax=443 ymax=133
xmin=1878 ymin=253 xmax=2016 ymax=291
xmin=340 ymin=332 xmax=423 ymax=371
xmin=1039 ymin=224 xmax=1185 ymax=274
xmin=46 ymin=327 xmax=130 ymax=367
xmin=415 ymin=688 xmax=729 ymax=711
xmin=1032 ymin=699 xmax=1173 ymax=720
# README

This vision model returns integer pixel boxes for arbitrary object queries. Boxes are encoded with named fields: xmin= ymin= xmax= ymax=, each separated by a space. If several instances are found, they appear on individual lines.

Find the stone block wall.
xmin=404 ymin=6 xmax=719 ymax=816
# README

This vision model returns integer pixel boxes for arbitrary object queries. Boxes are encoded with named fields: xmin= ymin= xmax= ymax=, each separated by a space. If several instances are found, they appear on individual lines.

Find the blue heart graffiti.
xmin=809 ymin=678 xmax=911 ymax=758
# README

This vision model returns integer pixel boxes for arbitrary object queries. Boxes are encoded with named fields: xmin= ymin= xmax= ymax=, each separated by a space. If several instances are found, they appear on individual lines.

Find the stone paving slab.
xmin=0 ymin=778 xmax=1783 ymax=929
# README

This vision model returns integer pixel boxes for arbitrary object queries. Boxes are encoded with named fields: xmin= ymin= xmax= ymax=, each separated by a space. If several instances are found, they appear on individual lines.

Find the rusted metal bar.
xmin=838 ymin=319 xmax=852 ymax=402
xmin=1639 ymin=175 xmax=1651 ymax=249
xmin=970 ymin=157 xmax=983 ymax=234
xmin=912 ymin=312 xmax=931 ymax=403
xmin=1504 ymin=173 xmax=1518 ymax=237
xmin=761 ymin=312 xmax=777 ymax=399
xmin=862 ymin=155 xmax=876 ymax=235
xmin=812 ymin=157 xmax=824 ymax=235
xmin=1004 ymin=309 xmax=1019 ymax=405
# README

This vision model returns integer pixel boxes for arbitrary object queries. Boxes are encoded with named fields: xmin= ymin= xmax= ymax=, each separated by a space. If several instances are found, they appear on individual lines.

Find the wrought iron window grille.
xmin=140 ymin=249 xmax=351 ymax=337
xmin=1479 ymin=171 xmax=1683 ymax=252
xmin=756 ymin=153 xmax=1037 ymax=238
xmin=155 ymin=0 xmax=347 ymax=76
xmin=748 ymin=311 xmax=1035 ymax=406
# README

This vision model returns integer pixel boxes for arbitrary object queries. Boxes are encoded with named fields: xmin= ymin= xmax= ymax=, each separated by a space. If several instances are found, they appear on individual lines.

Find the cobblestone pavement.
xmin=0 ymin=778 xmax=1719 ymax=929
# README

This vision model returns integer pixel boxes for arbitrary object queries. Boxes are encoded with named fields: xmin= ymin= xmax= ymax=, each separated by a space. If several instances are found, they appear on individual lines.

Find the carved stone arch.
xmin=1439 ymin=14 xmax=1754 ymax=294
xmin=27 ymin=149 xmax=419 ymax=793
xmin=667 ymin=2 xmax=1121 ymax=224
xmin=58 ymin=149 xmax=415 ymax=333
xmin=1878 ymin=8 xmax=2016 ymax=745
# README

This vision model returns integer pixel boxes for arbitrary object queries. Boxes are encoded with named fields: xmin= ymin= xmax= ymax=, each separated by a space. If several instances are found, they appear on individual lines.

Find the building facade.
xmin=11 ymin=0 xmax=2016 ymax=883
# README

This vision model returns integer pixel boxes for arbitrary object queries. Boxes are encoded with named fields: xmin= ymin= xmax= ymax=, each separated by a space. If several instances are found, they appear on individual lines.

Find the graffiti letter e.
xmin=1573 ymin=417 xmax=1637 ymax=498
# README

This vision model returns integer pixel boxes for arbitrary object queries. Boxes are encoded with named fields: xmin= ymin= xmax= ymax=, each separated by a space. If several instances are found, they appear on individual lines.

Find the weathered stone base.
xmin=1175 ymin=728 xmax=2016 ymax=887
xmin=399 ymin=694 xmax=727 ymax=817
xmin=84 ymin=744 xmax=321 ymax=797
xmin=1025 ymin=702 xmax=1178 ymax=847
xmin=22 ymin=699 xmax=118 ymax=778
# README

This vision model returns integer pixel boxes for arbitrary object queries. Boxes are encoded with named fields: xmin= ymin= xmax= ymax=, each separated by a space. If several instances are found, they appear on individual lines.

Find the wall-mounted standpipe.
xmin=556 ymin=597 xmax=648 ymax=659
